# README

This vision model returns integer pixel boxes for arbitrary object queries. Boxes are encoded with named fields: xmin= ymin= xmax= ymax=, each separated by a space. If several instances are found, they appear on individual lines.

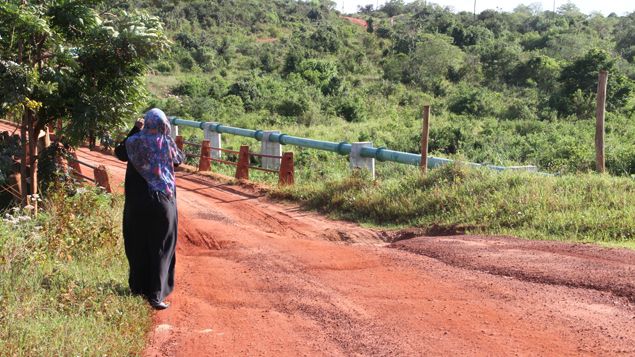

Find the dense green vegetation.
xmin=0 ymin=0 xmax=169 ymax=197
xmin=129 ymin=0 xmax=635 ymax=175
xmin=0 ymin=187 xmax=149 ymax=355
xmin=131 ymin=0 xmax=635 ymax=247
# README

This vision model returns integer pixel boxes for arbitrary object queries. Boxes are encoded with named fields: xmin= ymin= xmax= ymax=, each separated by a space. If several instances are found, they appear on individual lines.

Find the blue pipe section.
xmin=170 ymin=117 xmax=537 ymax=172
xmin=171 ymin=117 xmax=353 ymax=155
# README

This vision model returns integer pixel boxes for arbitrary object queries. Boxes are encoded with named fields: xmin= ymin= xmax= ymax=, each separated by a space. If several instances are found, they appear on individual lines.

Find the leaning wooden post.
xmin=596 ymin=70 xmax=608 ymax=174
xmin=94 ymin=165 xmax=113 ymax=193
xmin=42 ymin=126 xmax=51 ymax=148
xmin=235 ymin=145 xmax=250 ymax=180
xmin=199 ymin=140 xmax=211 ymax=172
xmin=9 ymin=173 xmax=22 ymax=201
xmin=175 ymin=135 xmax=184 ymax=151
xmin=420 ymin=105 xmax=431 ymax=174
xmin=278 ymin=152 xmax=295 ymax=185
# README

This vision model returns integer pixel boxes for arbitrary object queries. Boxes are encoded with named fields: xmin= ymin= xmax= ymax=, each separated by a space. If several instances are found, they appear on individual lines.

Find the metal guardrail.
xmin=169 ymin=117 xmax=537 ymax=172
xmin=178 ymin=137 xmax=294 ymax=184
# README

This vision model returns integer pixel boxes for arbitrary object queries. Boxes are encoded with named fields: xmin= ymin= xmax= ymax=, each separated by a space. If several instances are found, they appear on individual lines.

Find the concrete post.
xmin=260 ymin=130 xmax=281 ymax=170
xmin=204 ymin=123 xmax=222 ymax=160
xmin=170 ymin=125 xmax=178 ymax=140
xmin=175 ymin=135 xmax=184 ymax=151
xmin=350 ymin=142 xmax=375 ymax=179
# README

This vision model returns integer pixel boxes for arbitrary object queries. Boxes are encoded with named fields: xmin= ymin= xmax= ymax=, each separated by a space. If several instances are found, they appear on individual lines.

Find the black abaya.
xmin=115 ymin=127 xmax=177 ymax=303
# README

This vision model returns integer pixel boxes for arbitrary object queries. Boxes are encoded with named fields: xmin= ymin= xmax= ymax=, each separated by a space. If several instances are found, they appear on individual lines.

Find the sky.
xmin=336 ymin=0 xmax=635 ymax=16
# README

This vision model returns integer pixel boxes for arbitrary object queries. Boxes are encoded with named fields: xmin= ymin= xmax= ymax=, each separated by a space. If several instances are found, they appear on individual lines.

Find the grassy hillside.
xmin=123 ymin=1 xmax=635 ymax=247
xmin=128 ymin=0 xmax=635 ymax=176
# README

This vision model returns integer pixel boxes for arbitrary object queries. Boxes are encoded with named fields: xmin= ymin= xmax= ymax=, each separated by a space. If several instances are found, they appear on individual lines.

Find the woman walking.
xmin=115 ymin=108 xmax=183 ymax=309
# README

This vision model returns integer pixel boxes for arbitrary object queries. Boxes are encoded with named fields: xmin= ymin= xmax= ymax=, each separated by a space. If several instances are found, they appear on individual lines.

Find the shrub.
xmin=308 ymin=26 xmax=341 ymax=53
xmin=154 ymin=60 xmax=174 ymax=73
xmin=228 ymin=78 xmax=262 ymax=111
xmin=277 ymin=97 xmax=308 ymax=117
xmin=448 ymin=87 xmax=497 ymax=116
xmin=177 ymin=53 xmax=196 ymax=71
xmin=170 ymin=77 xmax=210 ymax=97
xmin=337 ymin=95 xmax=367 ymax=122
xmin=296 ymin=59 xmax=342 ymax=95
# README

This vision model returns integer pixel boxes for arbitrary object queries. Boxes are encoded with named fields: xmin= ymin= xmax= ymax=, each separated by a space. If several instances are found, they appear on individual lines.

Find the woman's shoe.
xmin=149 ymin=300 xmax=170 ymax=310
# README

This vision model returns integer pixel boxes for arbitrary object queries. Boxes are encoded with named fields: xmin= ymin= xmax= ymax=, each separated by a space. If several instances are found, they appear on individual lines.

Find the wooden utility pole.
xmin=420 ymin=105 xmax=430 ymax=174
xmin=595 ymin=70 xmax=608 ymax=174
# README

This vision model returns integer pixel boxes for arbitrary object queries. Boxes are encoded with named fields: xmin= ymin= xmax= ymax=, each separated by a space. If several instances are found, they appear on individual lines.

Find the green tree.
xmin=511 ymin=54 xmax=561 ymax=91
xmin=476 ymin=41 xmax=522 ymax=88
xmin=0 ymin=0 xmax=168 ymax=205
xmin=381 ymin=0 xmax=405 ymax=17
xmin=405 ymin=34 xmax=465 ymax=92
xmin=556 ymin=49 xmax=634 ymax=116
xmin=615 ymin=13 xmax=635 ymax=63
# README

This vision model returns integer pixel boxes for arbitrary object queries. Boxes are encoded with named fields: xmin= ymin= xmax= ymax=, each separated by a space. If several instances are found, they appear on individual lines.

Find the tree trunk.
xmin=28 ymin=112 xmax=38 ymax=211
xmin=18 ymin=110 xmax=40 ymax=210
xmin=89 ymin=130 xmax=96 ymax=150
xmin=20 ymin=111 xmax=29 ymax=206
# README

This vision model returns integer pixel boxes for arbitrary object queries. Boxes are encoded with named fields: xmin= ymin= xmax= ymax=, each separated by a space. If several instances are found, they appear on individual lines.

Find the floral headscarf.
xmin=125 ymin=108 xmax=184 ymax=197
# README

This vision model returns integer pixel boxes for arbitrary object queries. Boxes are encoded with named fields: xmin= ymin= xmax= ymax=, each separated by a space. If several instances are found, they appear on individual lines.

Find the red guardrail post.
xmin=94 ymin=165 xmax=113 ymax=193
xmin=235 ymin=145 xmax=250 ymax=180
xmin=278 ymin=152 xmax=294 ymax=185
xmin=69 ymin=151 xmax=82 ymax=177
xmin=199 ymin=140 xmax=211 ymax=172
xmin=175 ymin=135 xmax=184 ymax=151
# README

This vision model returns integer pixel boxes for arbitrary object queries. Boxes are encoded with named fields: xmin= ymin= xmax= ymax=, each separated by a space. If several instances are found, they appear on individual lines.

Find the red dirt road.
xmin=341 ymin=16 xmax=368 ymax=28
xmin=71 ymin=147 xmax=635 ymax=356
xmin=2 ymin=123 xmax=634 ymax=356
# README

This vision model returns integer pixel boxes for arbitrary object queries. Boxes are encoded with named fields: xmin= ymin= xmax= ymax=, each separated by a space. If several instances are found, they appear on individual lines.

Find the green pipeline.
xmin=170 ymin=117 xmax=537 ymax=172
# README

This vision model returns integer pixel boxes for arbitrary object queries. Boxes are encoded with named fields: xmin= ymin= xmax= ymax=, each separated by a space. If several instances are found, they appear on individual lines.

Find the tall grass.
xmin=0 ymin=186 xmax=150 ymax=356
xmin=272 ymin=164 xmax=635 ymax=246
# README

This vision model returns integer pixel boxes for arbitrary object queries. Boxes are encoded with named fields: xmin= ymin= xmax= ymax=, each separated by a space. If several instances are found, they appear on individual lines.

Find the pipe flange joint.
xmin=254 ymin=130 xmax=264 ymax=141
xmin=213 ymin=124 xmax=223 ymax=133
xmin=278 ymin=134 xmax=288 ymax=145
xmin=336 ymin=141 xmax=349 ymax=155
xmin=169 ymin=116 xmax=177 ymax=125
xmin=199 ymin=121 xmax=205 ymax=130
xmin=375 ymin=147 xmax=387 ymax=162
